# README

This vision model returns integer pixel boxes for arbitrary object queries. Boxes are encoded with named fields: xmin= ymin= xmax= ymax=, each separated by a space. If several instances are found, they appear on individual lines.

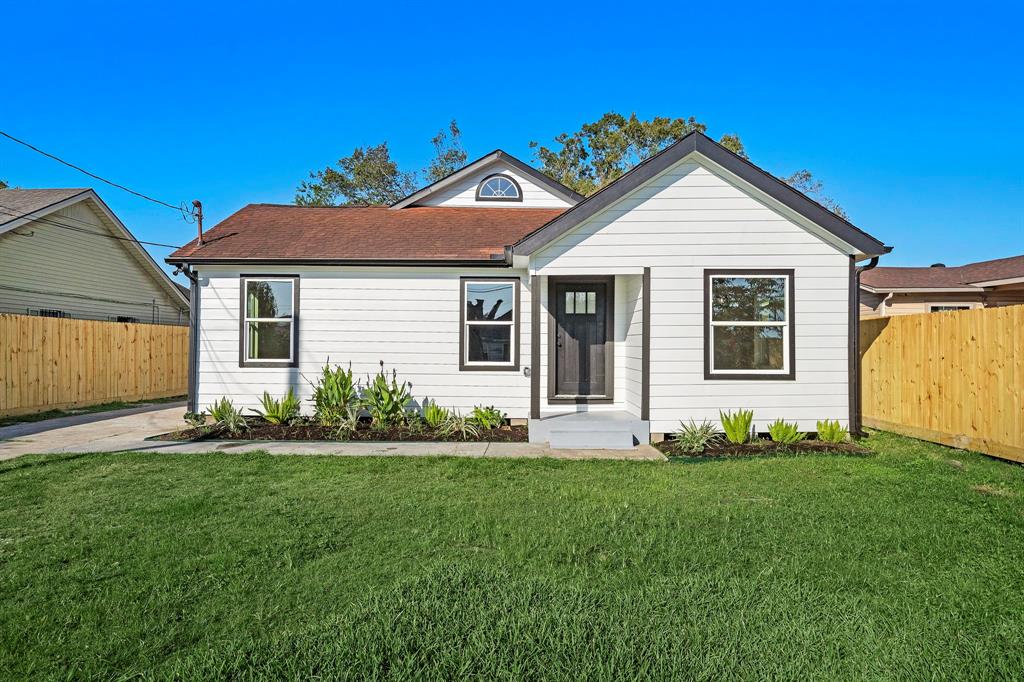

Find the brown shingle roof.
xmin=862 ymin=254 xmax=1024 ymax=289
xmin=168 ymin=204 xmax=566 ymax=262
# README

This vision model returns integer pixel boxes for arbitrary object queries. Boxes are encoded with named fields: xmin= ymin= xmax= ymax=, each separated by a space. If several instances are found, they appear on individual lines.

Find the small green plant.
xmin=767 ymin=419 xmax=806 ymax=445
xmin=672 ymin=419 xmax=722 ymax=454
xmin=720 ymin=409 xmax=754 ymax=445
xmin=252 ymin=389 xmax=301 ymax=425
xmin=441 ymin=412 xmax=480 ymax=441
xmin=183 ymin=411 xmax=207 ymax=428
xmin=306 ymin=362 xmax=359 ymax=426
xmin=334 ymin=414 xmax=360 ymax=441
xmin=361 ymin=364 xmax=413 ymax=428
xmin=209 ymin=397 xmax=245 ymax=435
xmin=422 ymin=400 xmax=452 ymax=429
xmin=816 ymin=419 xmax=849 ymax=443
xmin=469 ymin=405 xmax=505 ymax=430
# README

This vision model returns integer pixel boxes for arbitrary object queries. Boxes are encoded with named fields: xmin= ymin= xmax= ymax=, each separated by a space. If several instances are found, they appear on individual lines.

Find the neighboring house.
xmin=0 ymin=188 xmax=189 ymax=324
xmin=860 ymin=255 xmax=1024 ymax=318
xmin=167 ymin=132 xmax=890 ymax=447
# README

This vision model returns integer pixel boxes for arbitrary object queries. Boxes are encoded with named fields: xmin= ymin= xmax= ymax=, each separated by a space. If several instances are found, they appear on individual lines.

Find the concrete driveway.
xmin=0 ymin=404 xmax=665 ymax=461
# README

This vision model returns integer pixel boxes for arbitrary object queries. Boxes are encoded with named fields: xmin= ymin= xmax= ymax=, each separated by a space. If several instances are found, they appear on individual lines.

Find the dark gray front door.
xmin=553 ymin=280 xmax=610 ymax=397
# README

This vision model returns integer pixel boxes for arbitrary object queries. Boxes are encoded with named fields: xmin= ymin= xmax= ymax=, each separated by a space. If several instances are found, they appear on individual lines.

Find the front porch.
xmin=526 ymin=269 xmax=651 ymax=449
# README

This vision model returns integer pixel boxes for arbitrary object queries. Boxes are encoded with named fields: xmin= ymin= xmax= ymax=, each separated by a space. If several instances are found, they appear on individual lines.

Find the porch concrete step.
xmin=529 ymin=411 xmax=649 ymax=450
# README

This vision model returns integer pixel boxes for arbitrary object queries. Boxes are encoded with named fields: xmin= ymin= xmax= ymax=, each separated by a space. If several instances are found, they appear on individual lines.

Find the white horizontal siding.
xmin=416 ymin=162 xmax=572 ymax=209
xmin=195 ymin=267 xmax=532 ymax=416
xmin=531 ymin=159 xmax=852 ymax=433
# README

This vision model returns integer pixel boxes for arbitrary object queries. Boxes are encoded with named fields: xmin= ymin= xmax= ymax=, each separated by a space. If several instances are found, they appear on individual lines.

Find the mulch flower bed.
xmin=655 ymin=438 xmax=871 ymax=459
xmin=154 ymin=419 xmax=528 ymax=443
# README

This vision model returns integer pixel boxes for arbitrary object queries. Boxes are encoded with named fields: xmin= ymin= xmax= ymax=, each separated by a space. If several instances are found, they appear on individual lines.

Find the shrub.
xmin=209 ymin=397 xmax=245 ymax=435
xmin=334 ymin=414 xmax=360 ymax=441
xmin=441 ymin=412 xmax=480 ymax=441
xmin=422 ymin=400 xmax=452 ymax=429
xmin=469 ymin=405 xmax=505 ymax=430
xmin=183 ymin=411 xmax=207 ymax=428
xmin=767 ymin=419 xmax=806 ymax=445
xmin=253 ymin=389 xmax=301 ymax=425
xmin=307 ymin=363 xmax=359 ymax=426
xmin=672 ymin=420 xmax=722 ymax=454
xmin=720 ymin=409 xmax=754 ymax=445
xmin=816 ymin=419 xmax=849 ymax=443
xmin=361 ymin=365 xmax=413 ymax=428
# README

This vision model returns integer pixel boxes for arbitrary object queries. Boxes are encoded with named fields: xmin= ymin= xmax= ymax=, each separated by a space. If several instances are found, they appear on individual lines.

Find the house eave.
xmin=164 ymin=256 xmax=515 ymax=268
xmin=859 ymin=284 xmax=982 ymax=294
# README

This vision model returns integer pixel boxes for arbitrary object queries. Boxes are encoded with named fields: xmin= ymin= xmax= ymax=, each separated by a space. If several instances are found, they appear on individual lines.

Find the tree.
xmin=783 ymin=170 xmax=849 ymax=220
xmin=529 ymin=112 xmax=747 ymax=196
xmin=295 ymin=142 xmax=418 ymax=206
xmin=0 ymin=180 xmax=9 ymax=189
xmin=425 ymin=120 xmax=467 ymax=183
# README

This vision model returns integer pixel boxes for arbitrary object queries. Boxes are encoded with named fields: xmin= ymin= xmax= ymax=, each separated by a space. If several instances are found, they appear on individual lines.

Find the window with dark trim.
xmin=929 ymin=304 xmax=971 ymax=312
xmin=33 ymin=308 xmax=66 ymax=318
xmin=239 ymin=275 xmax=299 ymax=368
xmin=460 ymin=277 xmax=519 ymax=371
xmin=704 ymin=269 xmax=795 ymax=380
xmin=475 ymin=174 xmax=523 ymax=202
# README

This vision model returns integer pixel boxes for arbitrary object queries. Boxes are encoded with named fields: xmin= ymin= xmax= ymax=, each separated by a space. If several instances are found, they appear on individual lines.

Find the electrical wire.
xmin=0 ymin=204 xmax=183 ymax=249
xmin=0 ymin=130 xmax=195 ymax=221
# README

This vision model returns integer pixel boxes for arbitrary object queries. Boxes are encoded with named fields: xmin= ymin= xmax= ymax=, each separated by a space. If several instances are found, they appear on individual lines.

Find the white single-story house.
xmin=167 ymin=132 xmax=890 ymax=448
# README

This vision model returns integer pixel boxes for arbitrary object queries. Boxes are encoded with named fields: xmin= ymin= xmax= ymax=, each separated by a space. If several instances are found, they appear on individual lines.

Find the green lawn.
xmin=1 ymin=432 xmax=1022 ymax=680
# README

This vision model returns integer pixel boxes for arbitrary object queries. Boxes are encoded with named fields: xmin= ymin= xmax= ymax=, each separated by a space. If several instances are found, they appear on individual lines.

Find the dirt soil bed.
xmin=656 ymin=438 xmax=871 ymax=458
xmin=154 ymin=420 xmax=528 ymax=443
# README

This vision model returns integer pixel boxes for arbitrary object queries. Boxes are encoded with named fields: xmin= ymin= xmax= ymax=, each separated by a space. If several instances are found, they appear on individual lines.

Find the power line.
xmin=0 ymin=204 xmax=183 ymax=249
xmin=0 ymin=283 xmax=185 ymax=309
xmin=0 ymin=130 xmax=194 ymax=220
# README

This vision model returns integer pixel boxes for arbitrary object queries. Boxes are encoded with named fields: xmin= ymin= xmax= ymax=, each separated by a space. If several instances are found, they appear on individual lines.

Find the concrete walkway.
xmin=0 ymin=406 xmax=666 ymax=462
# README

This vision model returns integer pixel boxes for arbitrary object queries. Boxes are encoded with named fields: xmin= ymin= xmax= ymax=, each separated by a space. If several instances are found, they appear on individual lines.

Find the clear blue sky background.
xmin=3 ymin=1 xmax=1021 ymax=282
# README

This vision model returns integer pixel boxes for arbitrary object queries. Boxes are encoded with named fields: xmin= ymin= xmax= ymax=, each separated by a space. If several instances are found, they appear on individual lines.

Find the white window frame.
xmin=706 ymin=271 xmax=794 ymax=379
xmin=475 ymin=173 xmax=523 ymax=202
xmin=241 ymin=276 xmax=298 ymax=366
xmin=460 ymin=278 xmax=518 ymax=370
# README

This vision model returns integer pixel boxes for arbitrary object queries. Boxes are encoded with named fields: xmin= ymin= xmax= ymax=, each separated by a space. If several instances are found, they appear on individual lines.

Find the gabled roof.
xmin=513 ymin=131 xmax=891 ymax=259
xmin=167 ymin=205 xmax=564 ymax=264
xmin=0 ymin=187 xmax=190 ymax=307
xmin=861 ymin=254 xmax=1024 ymax=291
xmin=390 ymin=149 xmax=585 ymax=209
xmin=0 ymin=188 xmax=91 ymax=226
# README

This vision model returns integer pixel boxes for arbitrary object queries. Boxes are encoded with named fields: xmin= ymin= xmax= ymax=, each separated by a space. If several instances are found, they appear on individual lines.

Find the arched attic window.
xmin=476 ymin=174 xmax=523 ymax=202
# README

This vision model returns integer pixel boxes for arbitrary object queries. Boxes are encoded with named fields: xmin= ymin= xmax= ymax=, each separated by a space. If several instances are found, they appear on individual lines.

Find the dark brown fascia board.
xmin=513 ymin=131 xmax=891 ymax=259
xmin=390 ymin=149 xmax=585 ymax=209
xmin=165 ymin=257 xmax=513 ymax=268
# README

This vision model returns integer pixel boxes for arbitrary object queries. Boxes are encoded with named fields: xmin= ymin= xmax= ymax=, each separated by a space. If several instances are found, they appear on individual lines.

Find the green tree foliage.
xmin=295 ymin=142 xmax=418 ymax=206
xmin=784 ymin=169 xmax=849 ymax=220
xmin=529 ymin=112 xmax=747 ymax=196
xmin=425 ymin=120 xmax=467 ymax=183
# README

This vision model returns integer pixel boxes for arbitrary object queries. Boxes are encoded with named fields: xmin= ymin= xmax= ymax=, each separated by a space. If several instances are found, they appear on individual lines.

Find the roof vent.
xmin=930 ymin=263 xmax=946 ymax=268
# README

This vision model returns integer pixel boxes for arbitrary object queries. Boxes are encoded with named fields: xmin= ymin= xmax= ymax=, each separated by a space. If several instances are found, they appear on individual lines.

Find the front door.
xmin=552 ymin=279 xmax=612 ymax=398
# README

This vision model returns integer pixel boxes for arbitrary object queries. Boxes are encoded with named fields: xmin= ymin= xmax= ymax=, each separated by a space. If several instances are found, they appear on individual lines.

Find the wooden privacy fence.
xmin=0 ymin=314 xmax=188 ymax=417
xmin=860 ymin=306 xmax=1023 ymax=463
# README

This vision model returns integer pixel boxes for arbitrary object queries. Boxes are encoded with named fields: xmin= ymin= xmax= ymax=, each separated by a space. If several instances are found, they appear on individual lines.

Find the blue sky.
xmin=3 ymin=1 xmax=1021 ymax=281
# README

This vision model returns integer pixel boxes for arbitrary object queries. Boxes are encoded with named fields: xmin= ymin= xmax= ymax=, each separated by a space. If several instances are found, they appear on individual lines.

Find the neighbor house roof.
xmin=861 ymin=254 xmax=1024 ymax=291
xmin=0 ymin=187 xmax=190 ymax=307
xmin=0 ymin=188 xmax=90 ymax=225
xmin=167 ymin=205 xmax=566 ymax=264
xmin=514 ymin=131 xmax=891 ymax=259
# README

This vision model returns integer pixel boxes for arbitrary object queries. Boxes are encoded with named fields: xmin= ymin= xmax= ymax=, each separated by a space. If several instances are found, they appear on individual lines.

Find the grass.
xmin=0 ymin=395 xmax=185 ymax=428
xmin=1 ymin=431 xmax=1022 ymax=679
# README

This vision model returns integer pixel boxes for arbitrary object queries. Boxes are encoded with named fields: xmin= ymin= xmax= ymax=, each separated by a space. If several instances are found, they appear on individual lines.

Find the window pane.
xmin=467 ymin=325 xmax=512 ymax=363
xmin=565 ymin=291 xmax=575 ymax=314
xmin=466 ymin=282 xmax=514 ymax=321
xmin=712 ymin=277 xmax=785 ymax=322
xmin=575 ymin=291 xmax=586 ymax=313
xmin=586 ymin=291 xmax=596 ymax=314
xmin=713 ymin=325 xmax=784 ymax=371
xmin=247 ymin=321 xmax=292 ymax=360
xmin=246 ymin=280 xmax=293 ymax=318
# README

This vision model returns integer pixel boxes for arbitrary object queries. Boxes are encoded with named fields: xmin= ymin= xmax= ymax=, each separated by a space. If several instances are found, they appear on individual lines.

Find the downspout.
xmin=173 ymin=263 xmax=201 ymax=413
xmin=850 ymin=256 xmax=879 ymax=436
